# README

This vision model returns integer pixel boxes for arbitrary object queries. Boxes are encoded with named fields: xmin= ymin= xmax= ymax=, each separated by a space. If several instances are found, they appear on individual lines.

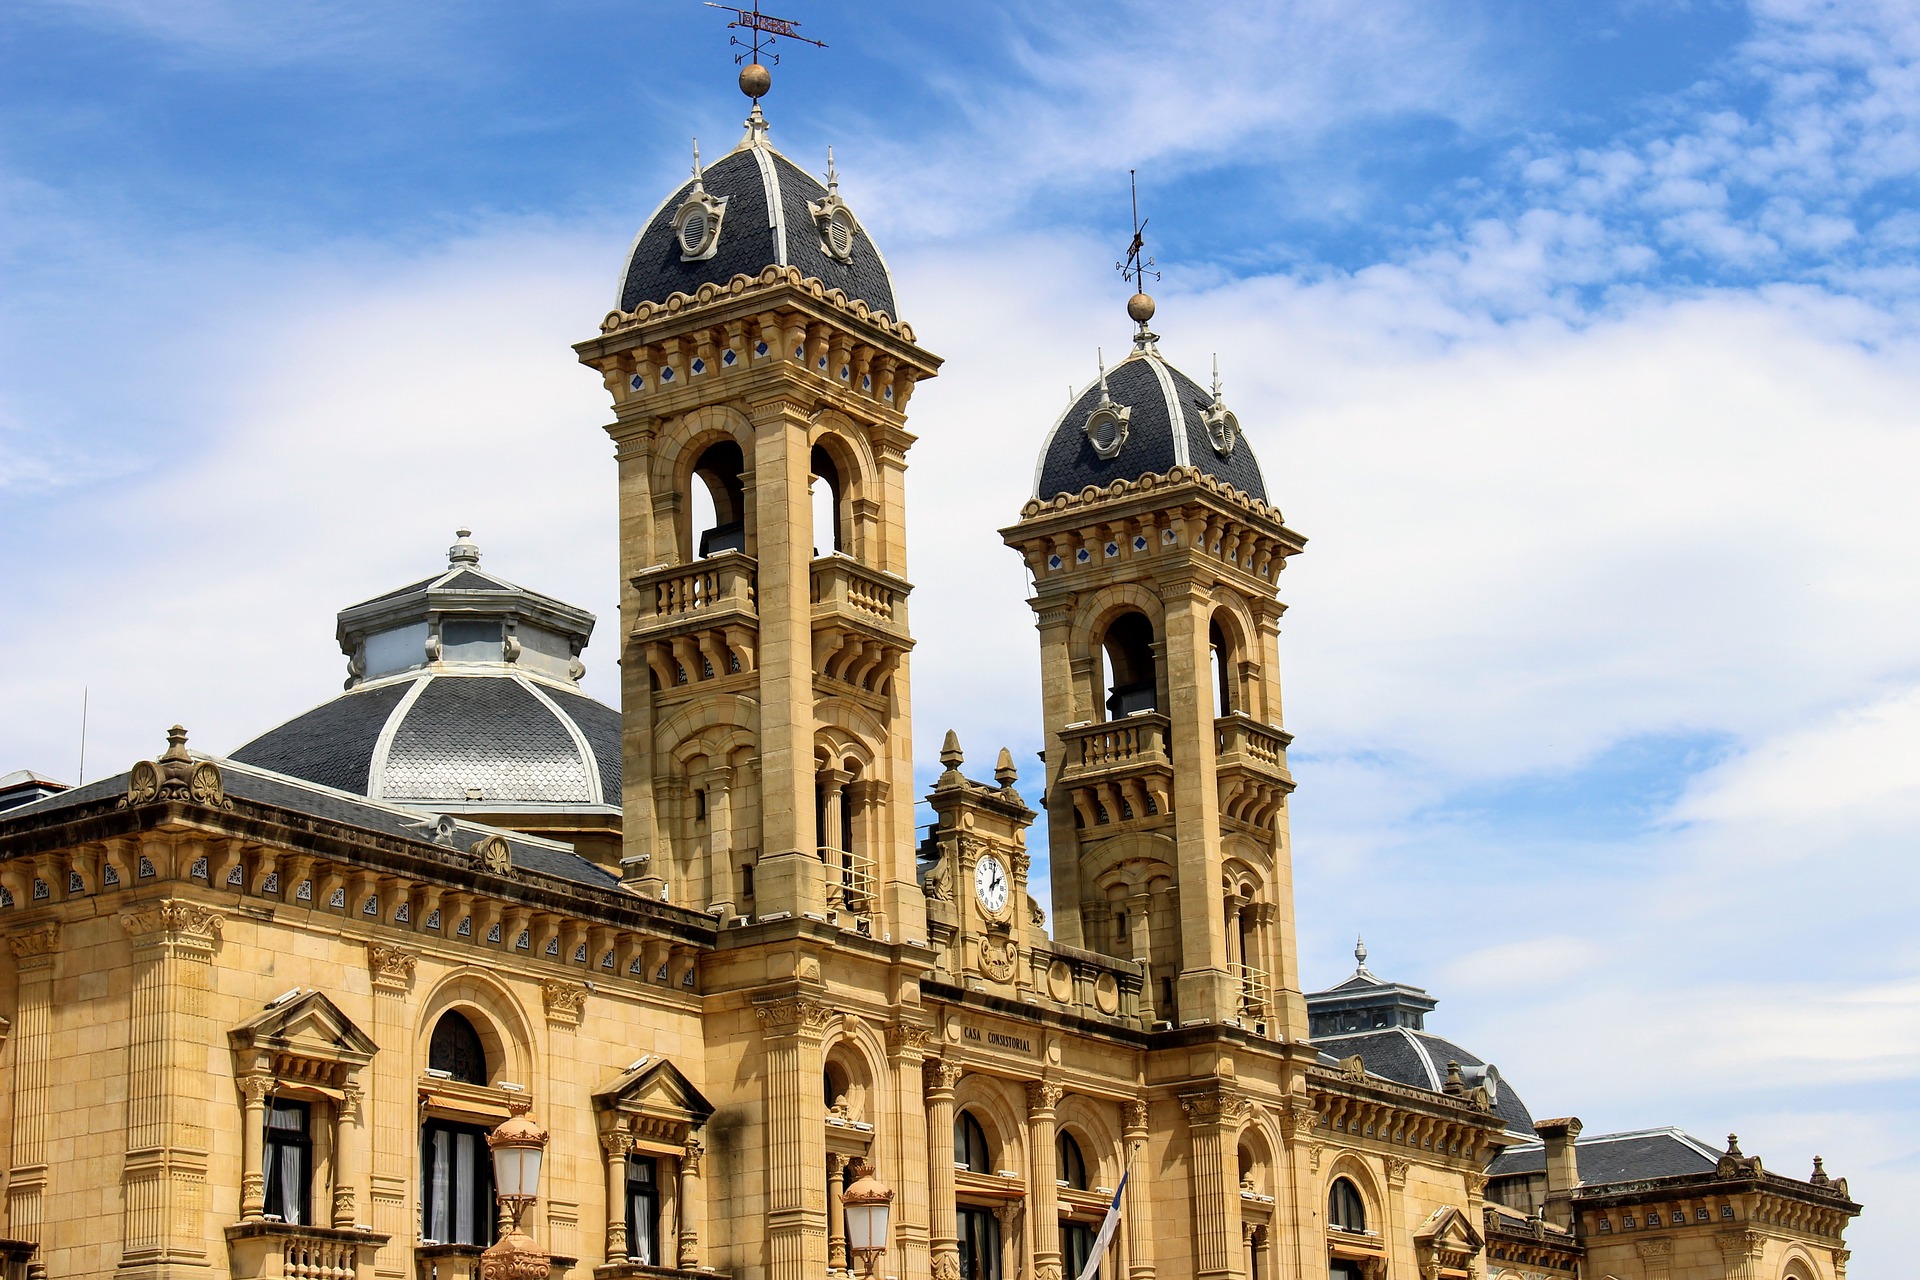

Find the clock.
xmin=973 ymin=852 xmax=1010 ymax=916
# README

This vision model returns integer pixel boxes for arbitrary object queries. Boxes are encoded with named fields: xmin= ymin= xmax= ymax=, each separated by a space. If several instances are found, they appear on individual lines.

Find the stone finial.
xmin=994 ymin=747 xmax=1017 ymax=789
xmin=1444 ymin=1061 xmax=1465 ymax=1095
xmin=1726 ymin=1133 xmax=1742 ymax=1157
xmin=939 ymin=730 xmax=963 ymax=769
xmin=1810 ymin=1156 xmax=1829 ymax=1186
xmin=449 ymin=528 xmax=480 ymax=566
xmin=1355 ymin=934 xmax=1368 ymax=970
xmin=160 ymin=725 xmax=191 ymax=765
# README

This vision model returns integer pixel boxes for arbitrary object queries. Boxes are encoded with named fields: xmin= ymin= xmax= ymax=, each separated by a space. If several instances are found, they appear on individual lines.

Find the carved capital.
xmin=600 ymin=1130 xmax=634 ymax=1158
xmin=541 ymin=979 xmax=588 ymax=1026
xmin=1178 ymin=1086 xmax=1249 ymax=1128
xmin=7 ymin=923 xmax=61 ymax=962
xmin=1123 ymin=1098 xmax=1150 ymax=1134
xmin=1025 ymin=1080 xmax=1064 ymax=1115
xmin=1282 ymin=1103 xmax=1320 ymax=1143
xmin=240 ymin=1074 xmax=273 ymax=1104
xmin=885 ymin=1021 xmax=937 ymax=1060
xmin=754 ymin=996 xmax=833 ymax=1035
xmin=1637 ymin=1239 xmax=1673 ymax=1261
xmin=120 ymin=900 xmax=223 ymax=948
xmin=1717 ymin=1229 xmax=1765 ymax=1261
xmin=366 ymin=942 xmax=417 ymax=992
xmin=682 ymin=1137 xmax=704 ymax=1175
xmin=1386 ymin=1157 xmax=1411 ymax=1187
xmin=923 ymin=1057 xmax=963 ymax=1097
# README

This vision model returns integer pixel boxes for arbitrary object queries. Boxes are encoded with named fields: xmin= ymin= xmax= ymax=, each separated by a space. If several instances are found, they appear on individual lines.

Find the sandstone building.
xmin=0 ymin=65 xmax=1860 ymax=1280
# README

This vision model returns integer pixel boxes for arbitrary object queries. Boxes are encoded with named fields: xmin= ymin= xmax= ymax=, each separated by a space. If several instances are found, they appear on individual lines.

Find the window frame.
xmin=261 ymin=1098 xmax=312 ymax=1225
xmin=955 ymin=1110 xmax=992 ymax=1175
xmin=1056 ymin=1130 xmax=1089 ymax=1191
xmin=420 ymin=1117 xmax=497 ymax=1246
xmin=956 ymin=1204 xmax=1002 ymax=1280
xmin=625 ymin=1154 xmax=662 ymax=1265
xmin=1327 ymin=1176 xmax=1367 ymax=1232
xmin=427 ymin=1011 xmax=489 ymax=1086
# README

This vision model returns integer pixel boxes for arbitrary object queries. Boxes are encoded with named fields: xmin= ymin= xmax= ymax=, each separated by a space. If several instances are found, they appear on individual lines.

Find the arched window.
xmin=690 ymin=439 xmax=746 ymax=557
xmin=810 ymin=443 xmax=844 ymax=556
xmin=1328 ymin=1177 xmax=1367 ymax=1232
xmin=955 ymin=1111 xmax=992 ymax=1174
xmin=428 ymin=1011 xmax=487 ymax=1085
xmin=1101 ymin=611 xmax=1157 ymax=719
xmin=1056 ymin=1131 xmax=1088 ymax=1190
xmin=1209 ymin=618 xmax=1234 ymax=717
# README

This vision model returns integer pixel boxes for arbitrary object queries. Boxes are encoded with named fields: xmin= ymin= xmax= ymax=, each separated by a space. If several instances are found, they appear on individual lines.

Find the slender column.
xmin=333 ymin=1079 xmax=364 ymax=1229
xmin=1275 ymin=1103 xmax=1318 ymax=1280
xmin=1027 ymin=1083 xmax=1064 ymax=1280
xmin=239 ymin=1075 xmax=271 ymax=1219
xmin=678 ymin=1138 xmax=704 ymax=1270
xmin=1180 ymin=1088 xmax=1248 ymax=1280
xmin=6 ymin=924 xmax=59 ymax=1250
xmin=701 ymin=768 xmax=735 ymax=913
xmin=826 ymin=1152 xmax=849 ymax=1275
xmin=1035 ymin=602 xmax=1085 ymax=946
xmin=602 ymin=1132 xmax=632 ymax=1263
xmin=1164 ymin=578 xmax=1232 ymax=1023
xmin=1122 ymin=1099 xmax=1153 ymax=1280
xmin=885 ymin=1023 xmax=935 ymax=1280
xmin=755 ymin=996 xmax=832 ymax=1280
xmin=924 ymin=1059 xmax=962 ymax=1280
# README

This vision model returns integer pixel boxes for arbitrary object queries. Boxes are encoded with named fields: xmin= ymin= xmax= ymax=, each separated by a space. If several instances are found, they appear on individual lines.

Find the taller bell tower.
xmin=1001 ymin=292 xmax=1310 ymax=1038
xmin=573 ymin=85 xmax=940 ymax=942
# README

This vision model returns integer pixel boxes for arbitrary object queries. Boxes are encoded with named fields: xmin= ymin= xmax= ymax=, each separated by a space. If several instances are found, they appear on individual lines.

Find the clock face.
xmin=973 ymin=853 xmax=1010 ymax=916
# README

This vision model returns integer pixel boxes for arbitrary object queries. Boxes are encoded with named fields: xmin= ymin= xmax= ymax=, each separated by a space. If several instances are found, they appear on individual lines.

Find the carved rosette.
xmin=753 ymin=996 xmax=833 ymax=1037
xmin=471 ymin=834 xmax=514 ymax=876
xmin=366 ymin=942 xmax=418 ymax=993
xmin=541 ymin=979 xmax=588 ymax=1027
xmin=120 ymin=901 xmax=223 ymax=952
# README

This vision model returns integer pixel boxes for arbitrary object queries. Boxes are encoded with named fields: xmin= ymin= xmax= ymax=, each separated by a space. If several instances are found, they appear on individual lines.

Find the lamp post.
xmin=481 ymin=1097 xmax=551 ymax=1280
xmin=841 ymin=1157 xmax=895 ymax=1279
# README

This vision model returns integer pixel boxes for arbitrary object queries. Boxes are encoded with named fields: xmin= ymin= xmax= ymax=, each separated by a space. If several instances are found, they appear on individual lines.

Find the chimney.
xmin=1534 ymin=1117 xmax=1583 ymax=1229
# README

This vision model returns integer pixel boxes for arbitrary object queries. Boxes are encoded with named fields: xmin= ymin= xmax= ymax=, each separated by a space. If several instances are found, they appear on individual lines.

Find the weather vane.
xmin=706 ymin=2 xmax=825 ymax=100
xmin=1116 ymin=170 xmax=1160 ymax=341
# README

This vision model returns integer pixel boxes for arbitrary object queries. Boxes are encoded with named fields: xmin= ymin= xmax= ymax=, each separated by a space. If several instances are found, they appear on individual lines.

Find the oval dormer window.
xmin=1085 ymin=405 xmax=1129 ymax=460
xmin=827 ymin=208 xmax=856 ymax=259
xmin=673 ymin=190 xmax=727 ymax=263
xmin=680 ymin=209 xmax=709 ymax=256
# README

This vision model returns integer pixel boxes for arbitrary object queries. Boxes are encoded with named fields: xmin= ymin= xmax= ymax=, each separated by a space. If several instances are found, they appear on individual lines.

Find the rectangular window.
xmin=421 ymin=1120 xmax=495 ymax=1245
xmin=957 ymin=1206 xmax=1001 ymax=1280
xmin=1062 ymin=1220 xmax=1097 ymax=1279
xmin=262 ymin=1099 xmax=311 ymax=1225
xmin=626 ymin=1156 xmax=661 ymax=1264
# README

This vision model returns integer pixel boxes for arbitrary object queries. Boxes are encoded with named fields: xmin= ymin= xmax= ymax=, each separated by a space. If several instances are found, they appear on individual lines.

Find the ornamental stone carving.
xmin=542 ymin=979 xmax=589 ymax=1025
xmin=121 ymin=900 xmax=223 ymax=945
xmin=7 ymin=924 xmax=61 ymax=960
xmin=682 ymin=1137 xmax=704 ymax=1175
xmin=1717 ymin=1229 xmax=1765 ymax=1261
xmin=471 ymin=834 xmax=514 ymax=876
xmin=1026 ymin=1080 xmax=1064 ymax=1113
xmin=1637 ymin=1239 xmax=1674 ymax=1260
xmin=600 ymin=1130 xmax=634 ymax=1157
xmin=932 ymin=1256 xmax=963 ymax=1280
xmin=1123 ymin=1098 xmax=1150 ymax=1133
xmin=754 ymin=996 xmax=833 ymax=1034
xmin=923 ymin=1058 xmax=963 ymax=1095
xmin=1281 ymin=1103 xmax=1321 ymax=1143
xmin=366 ymin=943 xmax=418 ymax=992
xmin=1386 ymin=1157 xmax=1411 ymax=1187
xmin=1178 ymin=1087 xmax=1249 ymax=1126
xmin=886 ymin=1021 xmax=936 ymax=1058
xmin=123 ymin=726 xmax=234 ymax=810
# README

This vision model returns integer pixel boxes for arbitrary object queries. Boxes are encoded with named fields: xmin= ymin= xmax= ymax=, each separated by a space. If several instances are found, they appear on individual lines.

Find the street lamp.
xmin=841 ymin=1157 xmax=894 ymax=1278
xmin=481 ymin=1097 xmax=551 ymax=1280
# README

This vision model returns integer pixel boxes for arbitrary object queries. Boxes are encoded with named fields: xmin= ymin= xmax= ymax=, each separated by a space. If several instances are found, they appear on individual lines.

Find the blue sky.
xmin=4 ymin=1 xmax=1918 ymax=1269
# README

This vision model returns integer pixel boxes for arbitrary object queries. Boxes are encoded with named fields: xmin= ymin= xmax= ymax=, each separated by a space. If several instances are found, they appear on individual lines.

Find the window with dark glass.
xmin=626 ymin=1155 xmax=661 ymax=1264
xmin=957 ymin=1205 xmax=1001 ymax=1280
xmin=262 ymin=1099 xmax=311 ymax=1224
xmin=1328 ymin=1264 xmax=1365 ymax=1280
xmin=428 ymin=1011 xmax=488 ymax=1085
xmin=1061 ymin=1220 xmax=1097 ymax=1278
xmin=421 ymin=1119 xmax=495 ymax=1245
xmin=1328 ymin=1177 xmax=1366 ymax=1232
xmin=955 ymin=1111 xmax=992 ymax=1174
xmin=1056 ymin=1131 xmax=1088 ymax=1191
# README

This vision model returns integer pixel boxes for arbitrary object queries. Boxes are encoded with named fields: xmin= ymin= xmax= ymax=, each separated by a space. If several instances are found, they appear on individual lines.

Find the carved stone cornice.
xmin=542 ymin=979 xmax=588 ymax=1027
xmin=923 ymin=1058 xmax=962 ymax=1097
xmin=1025 ymin=1080 xmax=1064 ymax=1115
xmin=366 ymin=943 xmax=417 ymax=993
xmin=754 ymin=996 xmax=833 ymax=1036
xmin=120 ymin=900 xmax=223 ymax=950
xmin=1178 ymin=1086 xmax=1249 ymax=1129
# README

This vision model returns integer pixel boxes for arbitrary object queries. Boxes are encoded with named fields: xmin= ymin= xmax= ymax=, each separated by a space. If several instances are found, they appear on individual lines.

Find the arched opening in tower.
xmin=1101 ymin=611 xmax=1158 ymax=719
xmin=1210 ymin=618 xmax=1234 ymax=718
xmin=690 ymin=440 xmax=746 ymax=558
xmin=810 ymin=444 xmax=844 ymax=556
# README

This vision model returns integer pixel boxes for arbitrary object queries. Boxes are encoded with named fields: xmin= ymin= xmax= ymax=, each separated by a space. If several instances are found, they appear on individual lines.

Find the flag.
xmin=1075 ymin=1169 xmax=1127 ymax=1280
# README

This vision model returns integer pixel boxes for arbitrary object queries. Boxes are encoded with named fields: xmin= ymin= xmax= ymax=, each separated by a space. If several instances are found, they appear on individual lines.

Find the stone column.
xmin=602 ymin=1132 xmax=632 ymax=1263
xmin=924 ymin=1059 xmax=963 ymax=1280
xmin=818 ymin=768 xmax=851 ymax=911
xmin=120 ymin=898 xmax=223 ymax=1276
xmin=678 ymin=1138 xmax=704 ymax=1270
xmin=1636 ymin=1238 xmax=1672 ymax=1280
xmin=1179 ymin=1087 xmax=1248 ymax=1280
xmin=1122 ymin=1098 xmax=1154 ymax=1280
xmin=239 ymin=1074 xmax=271 ymax=1220
xmin=1717 ymin=1231 xmax=1766 ymax=1280
xmin=1275 ymin=1103 xmax=1319 ymax=1280
xmin=5 ymin=925 xmax=59 ymax=1250
xmin=333 ymin=1079 xmax=364 ymax=1229
xmin=826 ymin=1152 xmax=849 ymax=1275
xmin=756 ymin=996 xmax=832 ymax=1280
xmin=1027 ymin=1082 xmax=1064 ymax=1280
xmin=1163 ymin=578 xmax=1232 ymax=1024
xmin=1035 ymin=599 xmax=1086 ymax=947
xmin=886 ymin=1022 xmax=936 ymax=1280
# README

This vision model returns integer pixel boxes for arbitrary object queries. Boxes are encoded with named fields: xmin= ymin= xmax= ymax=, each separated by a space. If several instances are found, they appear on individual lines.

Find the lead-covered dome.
xmin=617 ymin=111 xmax=899 ymax=320
xmin=232 ymin=532 xmax=620 ymax=818
xmin=1034 ymin=337 xmax=1268 ymax=502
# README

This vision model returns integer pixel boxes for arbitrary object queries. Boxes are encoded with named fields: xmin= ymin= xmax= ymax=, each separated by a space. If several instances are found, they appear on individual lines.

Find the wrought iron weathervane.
xmin=1117 ymin=170 xmax=1161 ymax=342
xmin=706 ymin=1 xmax=826 ymax=99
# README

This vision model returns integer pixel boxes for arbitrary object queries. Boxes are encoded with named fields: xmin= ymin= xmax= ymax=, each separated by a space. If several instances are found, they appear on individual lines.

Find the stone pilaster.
xmin=924 ymin=1058 xmax=962 ymax=1280
xmin=1717 ymin=1230 xmax=1765 ymax=1280
xmin=1179 ymin=1086 xmax=1248 ymax=1280
xmin=366 ymin=944 xmax=415 ymax=1280
xmin=1636 ymin=1237 xmax=1673 ymax=1280
xmin=119 ymin=900 xmax=222 ymax=1279
xmin=6 ymin=925 xmax=59 ymax=1252
xmin=1122 ymin=1098 xmax=1153 ymax=1280
xmin=1026 ymin=1081 xmax=1064 ymax=1280
xmin=755 ymin=995 xmax=832 ymax=1280
xmin=885 ymin=1022 xmax=935 ymax=1280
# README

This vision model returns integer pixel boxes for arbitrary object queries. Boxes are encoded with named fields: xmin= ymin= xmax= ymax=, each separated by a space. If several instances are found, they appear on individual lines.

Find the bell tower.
xmin=1002 ymin=289 xmax=1310 ymax=1038
xmin=573 ymin=82 xmax=941 ymax=942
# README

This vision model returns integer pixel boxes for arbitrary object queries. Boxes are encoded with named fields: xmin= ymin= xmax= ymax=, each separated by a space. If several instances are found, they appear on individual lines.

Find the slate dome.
xmin=617 ymin=111 xmax=899 ymax=320
xmin=1033 ymin=338 xmax=1268 ymax=503
xmin=231 ymin=532 xmax=620 ymax=816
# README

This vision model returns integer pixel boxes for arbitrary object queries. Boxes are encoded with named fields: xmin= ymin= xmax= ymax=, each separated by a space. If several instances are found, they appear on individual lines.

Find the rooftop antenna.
xmin=78 ymin=685 xmax=88 ymax=785
xmin=1115 ymin=169 xmax=1161 ymax=349
xmin=706 ymin=1 xmax=826 ymax=105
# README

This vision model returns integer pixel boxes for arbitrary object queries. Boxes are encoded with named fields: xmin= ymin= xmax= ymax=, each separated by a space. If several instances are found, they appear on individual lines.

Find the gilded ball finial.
xmin=1127 ymin=292 xmax=1156 ymax=324
xmin=740 ymin=62 xmax=772 ymax=99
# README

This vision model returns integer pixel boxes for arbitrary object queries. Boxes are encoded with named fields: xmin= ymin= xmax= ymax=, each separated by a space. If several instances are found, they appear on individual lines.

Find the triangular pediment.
xmin=593 ymin=1055 xmax=715 ymax=1126
xmin=1414 ymin=1206 xmax=1483 ymax=1253
xmin=231 ymin=990 xmax=377 ymax=1066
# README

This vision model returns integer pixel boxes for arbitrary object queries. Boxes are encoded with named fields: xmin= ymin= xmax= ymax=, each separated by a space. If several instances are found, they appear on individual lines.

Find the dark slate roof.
xmin=439 ymin=570 xmax=515 ymax=593
xmin=618 ymin=133 xmax=899 ymax=319
xmin=0 ymin=758 xmax=619 ymax=891
xmin=1034 ymin=347 xmax=1269 ymax=502
xmin=233 ymin=672 xmax=619 ymax=810
xmin=1489 ymin=1129 xmax=1724 ymax=1183
xmin=1313 ymin=1025 xmax=1536 ymax=1137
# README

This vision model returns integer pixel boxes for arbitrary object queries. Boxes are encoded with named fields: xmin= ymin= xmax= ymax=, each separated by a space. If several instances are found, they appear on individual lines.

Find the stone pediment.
xmin=593 ymin=1055 xmax=715 ymax=1133
xmin=230 ymin=990 xmax=376 ymax=1087
xmin=1414 ymin=1206 xmax=1483 ymax=1277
